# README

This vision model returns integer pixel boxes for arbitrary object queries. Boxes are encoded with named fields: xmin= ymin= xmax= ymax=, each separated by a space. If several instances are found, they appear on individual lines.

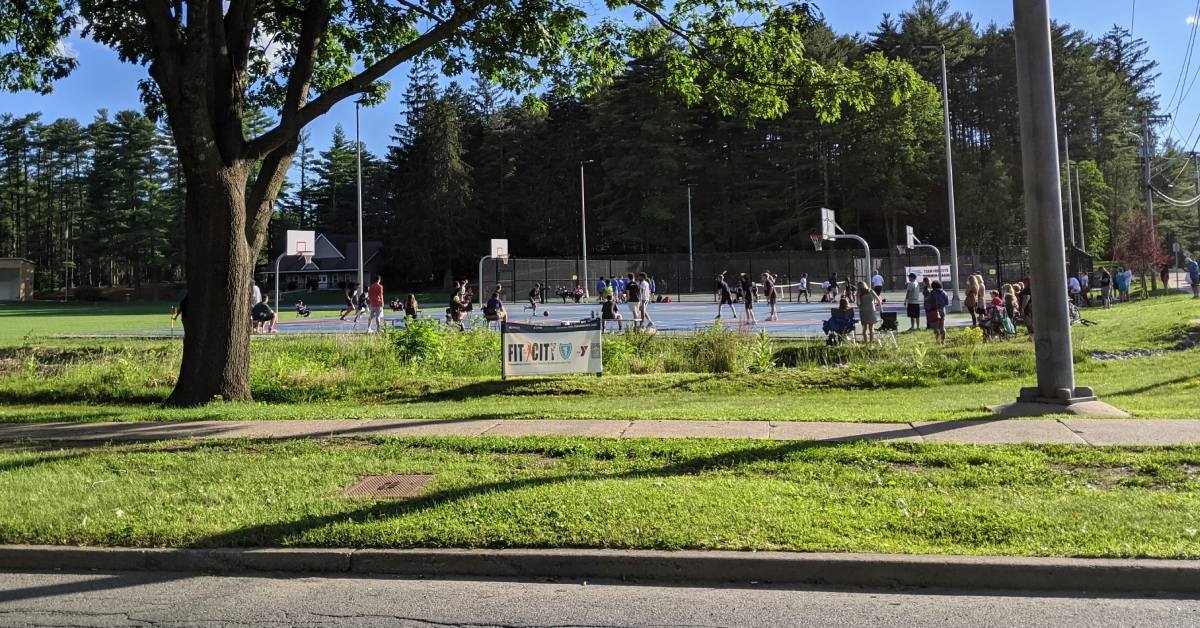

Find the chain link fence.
xmin=482 ymin=246 xmax=1074 ymax=301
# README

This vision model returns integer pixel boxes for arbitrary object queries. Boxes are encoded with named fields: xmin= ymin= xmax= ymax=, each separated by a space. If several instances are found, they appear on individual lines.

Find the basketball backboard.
xmin=906 ymin=225 xmax=916 ymax=249
xmin=491 ymin=238 xmax=509 ymax=260
xmin=820 ymin=208 xmax=836 ymax=240
xmin=286 ymin=230 xmax=315 ymax=256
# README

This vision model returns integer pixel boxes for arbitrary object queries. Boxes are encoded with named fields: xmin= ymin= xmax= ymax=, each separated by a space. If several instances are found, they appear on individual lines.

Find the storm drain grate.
xmin=342 ymin=474 xmax=433 ymax=498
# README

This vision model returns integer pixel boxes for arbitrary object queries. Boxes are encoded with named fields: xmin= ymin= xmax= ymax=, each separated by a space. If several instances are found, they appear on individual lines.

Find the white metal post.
xmin=274 ymin=252 xmax=286 ymax=313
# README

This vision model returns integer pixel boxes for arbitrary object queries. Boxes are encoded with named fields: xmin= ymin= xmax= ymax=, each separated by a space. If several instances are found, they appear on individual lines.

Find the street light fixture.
xmin=579 ymin=160 xmax=594 ymax=299
xmin=921 ymin=44 xmax=963 ymax=313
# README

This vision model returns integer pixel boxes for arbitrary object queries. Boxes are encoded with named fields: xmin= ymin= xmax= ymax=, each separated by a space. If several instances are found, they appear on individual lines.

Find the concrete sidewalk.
xmin=2 ymin=418 xmax=1200 ymax=446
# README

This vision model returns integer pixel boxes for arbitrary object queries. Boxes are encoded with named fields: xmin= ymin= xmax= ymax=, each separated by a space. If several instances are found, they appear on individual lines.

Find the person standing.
xmin=1099 ymin=267 xmax=1112 ymax=309
xmin=964 ymin=277 xmax=979 ymax=327
xmin=1187 ymin=257 xmax=1200 ymax=299
xmin=715 ymin=271 xmax=737 ymax=319
xmin=596 ymin=277 xmax=607 ymax=302
xmin=797 ymin=273 xmax=810 ymax=303
xmin=366 ymin=275 xmax=384 ymax=333
xmin=740 ymin=273 xmax=757 ymax=324
xmin=870 ymin=270 xmax=884 ymax=297
xmin=857 ymin=280 xmax=880 ymax=343
xmin=637 ymin=272 xmax=654 ymax=328
xmin=624 ymin=273 xmax=641 ymax=324
xmin=904 ymin=273 xmax=922 ymax=331
xmin=1160 ymin=264 xmax=1172 ymax=294
xmin=925 ymin=280 xmax=949 ymax=344
xmin=404 ymin=294 xmax=420 ymax=320
xmin=763 ymin=271 xmax=778 ymax=321
xmin=824 ymin=272 xmax=839 ymax=303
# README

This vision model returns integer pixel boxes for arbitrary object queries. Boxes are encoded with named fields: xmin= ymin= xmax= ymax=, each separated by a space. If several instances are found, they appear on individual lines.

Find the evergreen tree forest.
xmin=3 ymin=1 xmax=1198 ymax=293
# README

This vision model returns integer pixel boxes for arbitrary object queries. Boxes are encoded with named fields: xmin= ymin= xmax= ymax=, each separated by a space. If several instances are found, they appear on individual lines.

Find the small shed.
xmin=0 ymin=258 xmax=35 ymax=301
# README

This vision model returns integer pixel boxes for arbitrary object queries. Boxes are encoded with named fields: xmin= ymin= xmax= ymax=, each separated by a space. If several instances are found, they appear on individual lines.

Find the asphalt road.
xmin=1 ymin=571 xmax=1198 ymax=627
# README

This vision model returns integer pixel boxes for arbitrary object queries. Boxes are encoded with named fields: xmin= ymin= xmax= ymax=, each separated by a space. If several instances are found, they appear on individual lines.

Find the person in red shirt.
xmin=366 ymin=275 xmax=385 ymax=333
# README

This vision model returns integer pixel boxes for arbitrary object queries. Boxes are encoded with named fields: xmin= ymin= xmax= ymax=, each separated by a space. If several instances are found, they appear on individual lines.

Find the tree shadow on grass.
xmin=185 ymin=436 xmax=904 ymax=549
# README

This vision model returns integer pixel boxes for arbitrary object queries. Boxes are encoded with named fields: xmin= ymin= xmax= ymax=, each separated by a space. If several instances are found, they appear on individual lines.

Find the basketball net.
xmin=810 ymin=234 xmax=823 ymax=252
xmin=496 ymin=248 xmax=509 ymax=265
xmin=299 ymin=251 xmax=313 ymax=267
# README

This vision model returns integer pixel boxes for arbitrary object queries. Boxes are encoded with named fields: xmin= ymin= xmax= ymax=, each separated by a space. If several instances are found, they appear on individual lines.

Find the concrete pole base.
xmin=990 ymin=387 xmax=1130 ymax=417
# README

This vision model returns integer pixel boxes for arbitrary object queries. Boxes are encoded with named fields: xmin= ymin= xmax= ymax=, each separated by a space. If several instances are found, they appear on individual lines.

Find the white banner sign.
xmin=906 ymin=265 xmax=952 ymax=283
xmin=502 ymin=320 xmax=602 ymax=377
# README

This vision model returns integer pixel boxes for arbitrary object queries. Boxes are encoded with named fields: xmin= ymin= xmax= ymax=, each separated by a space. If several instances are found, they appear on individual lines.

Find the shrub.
xmin=688 ymin=323 xmax=747 ymax=373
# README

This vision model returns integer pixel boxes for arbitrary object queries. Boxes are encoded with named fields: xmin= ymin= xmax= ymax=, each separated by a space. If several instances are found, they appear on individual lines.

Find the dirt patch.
xmin=1050 ymin=463 xmax=1136 ymax=490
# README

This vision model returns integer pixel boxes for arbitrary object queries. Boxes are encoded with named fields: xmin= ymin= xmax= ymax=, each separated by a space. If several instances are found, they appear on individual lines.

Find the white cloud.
xmin=1189 ymin=15 xmax=1198 ymax=25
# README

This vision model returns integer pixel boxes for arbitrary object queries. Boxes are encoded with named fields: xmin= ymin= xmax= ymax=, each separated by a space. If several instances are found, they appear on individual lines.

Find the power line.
xmin=1163 ymin=0 xmax=1200 ymax=113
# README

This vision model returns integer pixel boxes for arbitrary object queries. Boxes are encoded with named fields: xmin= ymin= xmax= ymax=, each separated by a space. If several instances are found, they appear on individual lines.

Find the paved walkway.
xmin=2 ymin=418 xmax=1200 ymax=446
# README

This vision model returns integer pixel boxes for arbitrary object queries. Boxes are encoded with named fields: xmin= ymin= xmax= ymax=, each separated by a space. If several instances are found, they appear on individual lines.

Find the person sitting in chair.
xmin=252 ymin=294 xmax=279 ymax=333
xmin=294 ymin=299 xmax=311 ymax=318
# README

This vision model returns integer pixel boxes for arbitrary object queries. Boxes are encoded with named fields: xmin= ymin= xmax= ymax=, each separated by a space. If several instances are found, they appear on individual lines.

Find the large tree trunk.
xmin=166 ymin=165 xmax=255 ymax=406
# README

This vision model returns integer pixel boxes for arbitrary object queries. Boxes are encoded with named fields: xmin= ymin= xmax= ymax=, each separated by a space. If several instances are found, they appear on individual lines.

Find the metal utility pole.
xmin=1062 ymin=134 xmax=1076 ymax=247
xmin=1074 ymin=164 xmax=1086 ymax=252
xmin=686 ymin=184 xmax=695 ymax=293
xmin=1012 ymin=0 xmax=1086 ymax=403
xmin=355 ymin=100 xmax=364 ymax=290
xmin=1191 ymin=152 xmax=1200 ymax=233
xmin=580 ymin=160 xmax=594 ymax=299
xmin=923 ymin=44 xmax=963 ymax=312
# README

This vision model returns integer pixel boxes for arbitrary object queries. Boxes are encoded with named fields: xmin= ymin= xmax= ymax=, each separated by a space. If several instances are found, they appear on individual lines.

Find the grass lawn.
xmin=0 ymin=293 xmax=1197 ymax=423
xmin=1 ymin=437 xmax=1198 ymax=557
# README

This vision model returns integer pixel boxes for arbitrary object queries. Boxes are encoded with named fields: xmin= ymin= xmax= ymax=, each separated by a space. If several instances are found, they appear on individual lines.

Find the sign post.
xmin=501 ymin=319 xmax=603 ymax=379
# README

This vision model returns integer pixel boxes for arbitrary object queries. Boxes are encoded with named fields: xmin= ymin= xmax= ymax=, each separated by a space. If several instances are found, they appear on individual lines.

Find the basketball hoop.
xmin=299 ymin=250 xmax=314 ymax=267
xmin=895 ymin=244 xmax=907 ymax=257
xmin=810 ymin=234 xmax=823 ymax=252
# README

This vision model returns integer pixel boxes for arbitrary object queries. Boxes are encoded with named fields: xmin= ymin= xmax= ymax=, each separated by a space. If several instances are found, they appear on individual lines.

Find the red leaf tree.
xmin=1113 ymin=213 xmax=1169 ymax=296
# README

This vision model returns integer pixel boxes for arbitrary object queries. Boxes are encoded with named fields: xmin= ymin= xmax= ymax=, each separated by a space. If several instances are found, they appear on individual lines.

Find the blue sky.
xmin=5 ymin=0 xmax=1199 ymax=155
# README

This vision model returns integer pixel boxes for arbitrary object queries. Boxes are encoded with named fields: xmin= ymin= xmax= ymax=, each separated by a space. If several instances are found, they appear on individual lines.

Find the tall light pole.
xmin=686 ymin=183 xmax=694 ymax=293
xmin=1074 ymin=163 xmax=1086 ymax=252
xmin=923 ymin=44 xmax=962 ymax=312
xmin=580 ymin=160 xmax=594 ymax=299
xmin=1062 ymin=133 xmax=1076 ymax=247
xmin=1010 ymin=0 xmax=1101 ymax=408
xmin=355 ymin=99 xmax=364 ymax=290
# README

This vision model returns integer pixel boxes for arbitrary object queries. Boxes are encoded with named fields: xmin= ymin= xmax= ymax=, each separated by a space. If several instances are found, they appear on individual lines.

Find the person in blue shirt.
xmin=596 ymin=277 xmax=607 ymax=302
xmin=1187 ymin=257 xmax=1200 ymax=299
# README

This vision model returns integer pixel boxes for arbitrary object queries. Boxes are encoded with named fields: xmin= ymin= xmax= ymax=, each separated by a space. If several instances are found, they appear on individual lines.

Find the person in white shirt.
xmin=871 ymin=272 xmax=884 ymax=297
xmin=797 ymin=273 xmax=810 ymax=303
xmin=636 ymin=272 xmax=654 ymax=328
xmin=1068 ymin=273 xmax=1082 ymax=307
xmin=250 ymin=280 xmax=262 ymax=307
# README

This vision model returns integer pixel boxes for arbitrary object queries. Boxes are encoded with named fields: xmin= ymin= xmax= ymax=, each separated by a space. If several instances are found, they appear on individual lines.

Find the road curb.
xmin=3 ymin=545 xmax=1199 ymax=593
